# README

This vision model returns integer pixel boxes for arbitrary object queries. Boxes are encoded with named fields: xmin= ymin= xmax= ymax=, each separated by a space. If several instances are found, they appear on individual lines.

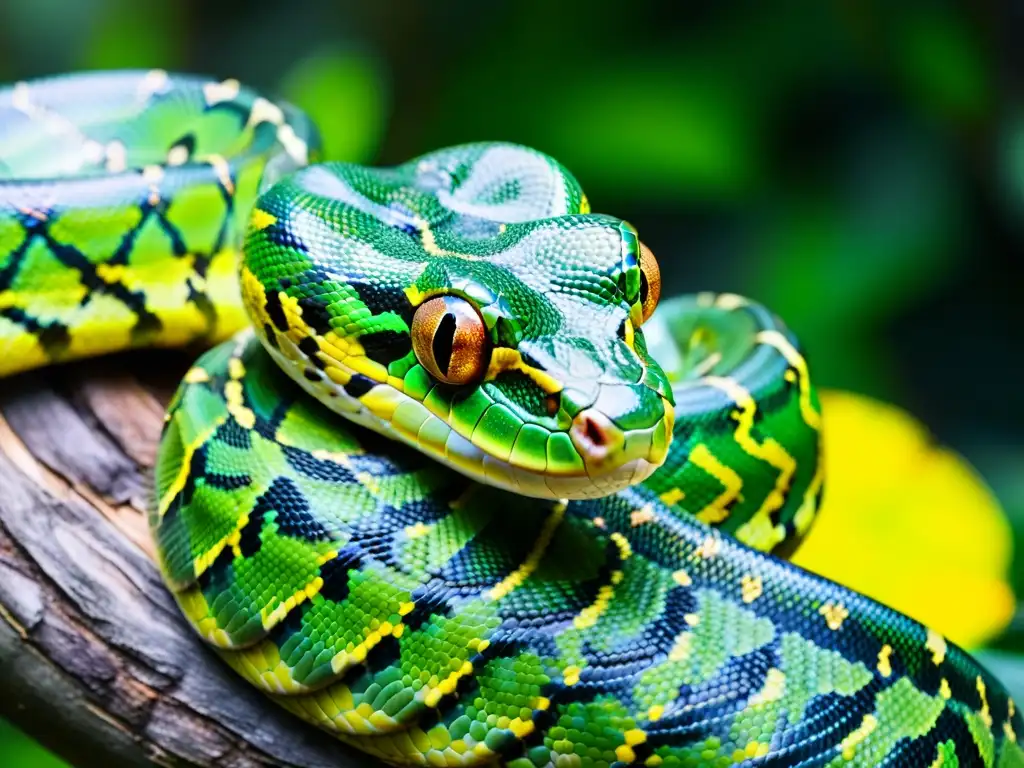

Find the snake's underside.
xmin=2 ymin=71 xmax=1022 ymax=767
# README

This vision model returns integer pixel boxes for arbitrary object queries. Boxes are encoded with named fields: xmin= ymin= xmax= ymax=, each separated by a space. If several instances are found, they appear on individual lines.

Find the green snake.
xmin=0 ymin=70 xmax=1020 ymax=768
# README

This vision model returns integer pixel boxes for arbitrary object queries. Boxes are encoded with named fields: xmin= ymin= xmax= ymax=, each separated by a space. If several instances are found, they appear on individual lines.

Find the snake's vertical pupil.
xmin=433 ymin=313 xmax=456 ymax=376
xmin=411 ymin=295 xmax=489 ymax=385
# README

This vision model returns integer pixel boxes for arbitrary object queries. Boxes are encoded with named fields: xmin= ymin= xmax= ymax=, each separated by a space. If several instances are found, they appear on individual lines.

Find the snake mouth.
xmin=439 ymin=407 xmax=672 ymax=500
xmin=417 ymin=399 xmax=673 ymax=500
xmin=259 ymin=330 xmax=673 ymax=500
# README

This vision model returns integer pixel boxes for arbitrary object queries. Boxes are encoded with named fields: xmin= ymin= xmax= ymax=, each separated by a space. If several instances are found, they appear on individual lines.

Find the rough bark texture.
xmin=0 ymin=349 xmax=376 ymax=768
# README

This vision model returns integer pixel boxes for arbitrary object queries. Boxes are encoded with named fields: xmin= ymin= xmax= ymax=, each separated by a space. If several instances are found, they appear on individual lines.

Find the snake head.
xmin=241 ymin=142 xmax=674 ymax=499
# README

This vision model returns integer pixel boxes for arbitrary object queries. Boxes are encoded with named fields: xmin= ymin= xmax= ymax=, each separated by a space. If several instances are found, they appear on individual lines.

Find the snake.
xmin=0 ymin=71 xmax=1021 ymax=768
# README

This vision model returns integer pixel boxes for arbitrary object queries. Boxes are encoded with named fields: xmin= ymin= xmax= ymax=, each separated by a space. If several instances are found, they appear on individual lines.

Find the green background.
xmin=1 ymin=0 xmax=1022 ymax=763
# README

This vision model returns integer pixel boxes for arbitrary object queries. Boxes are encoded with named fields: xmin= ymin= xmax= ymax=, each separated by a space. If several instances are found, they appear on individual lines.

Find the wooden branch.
xmin=0 ymin=351 xmax=376 ymax=768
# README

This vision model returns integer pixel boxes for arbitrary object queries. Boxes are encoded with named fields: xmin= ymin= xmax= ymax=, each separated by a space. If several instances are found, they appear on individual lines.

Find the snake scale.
xmin=0 ymin=71 xmax=1021 ymax=768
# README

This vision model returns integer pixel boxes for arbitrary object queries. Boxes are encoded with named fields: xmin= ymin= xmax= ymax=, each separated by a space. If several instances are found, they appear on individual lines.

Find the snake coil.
xmin=0 ymin=71 xmax=1020 ymax=767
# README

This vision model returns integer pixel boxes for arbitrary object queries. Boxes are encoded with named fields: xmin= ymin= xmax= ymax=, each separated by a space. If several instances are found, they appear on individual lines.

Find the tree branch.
xmin=0 ymin=351 xmax=374 ymax=768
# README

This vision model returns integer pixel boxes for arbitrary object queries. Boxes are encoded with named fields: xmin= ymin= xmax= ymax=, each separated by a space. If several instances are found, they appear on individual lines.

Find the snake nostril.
xmin=569 ymin=409 xmax=624 ymax=466
xmin=583 ymin=415 xmax=607 ymax=447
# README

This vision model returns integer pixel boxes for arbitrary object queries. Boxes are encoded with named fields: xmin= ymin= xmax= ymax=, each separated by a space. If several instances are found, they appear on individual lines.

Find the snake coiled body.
xmin=1 ymin=71 xmax=1021 ymax=767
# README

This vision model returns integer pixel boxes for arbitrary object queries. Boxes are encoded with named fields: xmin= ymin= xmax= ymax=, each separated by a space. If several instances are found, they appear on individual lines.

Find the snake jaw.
xmin=262 ymin=321 xmax=674 ymax=500
xmin=455 ymin=385 xmax=674 ymax=499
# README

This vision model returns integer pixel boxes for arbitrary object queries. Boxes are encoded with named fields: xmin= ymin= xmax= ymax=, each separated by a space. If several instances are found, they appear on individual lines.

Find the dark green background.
xmin=1 ymin=1 xmax=1021 ymax=764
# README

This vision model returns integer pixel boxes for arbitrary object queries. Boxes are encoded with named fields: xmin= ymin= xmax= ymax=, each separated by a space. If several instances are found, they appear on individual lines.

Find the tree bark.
xmin=0 ymin=350 xmax=376 ymax=768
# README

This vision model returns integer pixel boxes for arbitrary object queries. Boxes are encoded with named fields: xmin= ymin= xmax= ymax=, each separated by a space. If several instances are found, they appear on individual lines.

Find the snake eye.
xmin=411 ymin=296 xmax=489 ymax=385
xmin=637 ymin=242 xmax=661 ymax=325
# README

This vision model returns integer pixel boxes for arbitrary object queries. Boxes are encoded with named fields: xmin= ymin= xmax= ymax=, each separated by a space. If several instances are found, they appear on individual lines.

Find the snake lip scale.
xmin=1 ymin=70 xmax=1021 ymax=767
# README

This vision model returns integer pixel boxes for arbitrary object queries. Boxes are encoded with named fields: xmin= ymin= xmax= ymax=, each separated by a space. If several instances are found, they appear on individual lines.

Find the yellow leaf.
xmin=792 ymin=390 xmax=1015 ymax=649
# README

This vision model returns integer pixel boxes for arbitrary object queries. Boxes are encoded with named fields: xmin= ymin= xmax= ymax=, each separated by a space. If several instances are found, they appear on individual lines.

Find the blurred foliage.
xmin=0 ymin=721 xmax=67 ymax=767
xmin=793 ymin=390 xmax=1015 ymax=650
xmin=1 ymin=0 xmax=1022 ymax=764
xmin=279 ymin=49 xmax=387 ymax=163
